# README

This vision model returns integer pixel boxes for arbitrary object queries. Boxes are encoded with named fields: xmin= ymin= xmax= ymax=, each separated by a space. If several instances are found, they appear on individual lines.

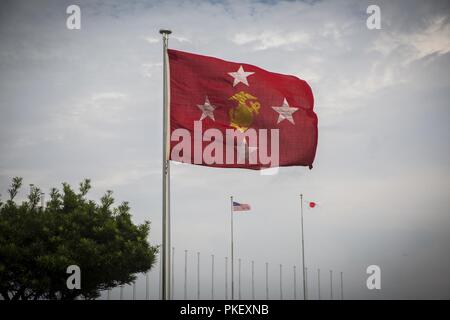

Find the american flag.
xmin=233 ymin=201 xmax=251 ymax=212
xmin=306 ymin=200 xmax=319 ymax=208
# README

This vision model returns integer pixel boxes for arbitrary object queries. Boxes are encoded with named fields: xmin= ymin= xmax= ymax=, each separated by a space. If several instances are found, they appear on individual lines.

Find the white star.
xmin=228 ymin=65 xmax=255 ymax=87
xmin=197 ymin=96 xmax=217 ymax=121
xmin=272 ymin=98 xmax=299 ymax=124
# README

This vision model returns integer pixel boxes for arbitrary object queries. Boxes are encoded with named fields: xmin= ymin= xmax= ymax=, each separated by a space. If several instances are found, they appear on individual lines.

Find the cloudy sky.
xmin=0 ymin=0 xmax=449 ymax=300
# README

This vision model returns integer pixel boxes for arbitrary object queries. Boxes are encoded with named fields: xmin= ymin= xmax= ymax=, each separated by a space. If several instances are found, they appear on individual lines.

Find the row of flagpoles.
xmin=105 ymin=250 xmax=343 ymax=300
xmin=229 ymin=194 xmax=316 ymax=300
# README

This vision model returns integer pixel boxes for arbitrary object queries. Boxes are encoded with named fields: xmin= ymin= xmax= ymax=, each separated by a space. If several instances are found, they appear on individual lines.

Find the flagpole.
xmin=238 ymin=258 xmax=242 ymax=300
xmin=225 ymin=257 xmax=228 ymax=300
xmin=318 ymin=268 xmax=321 ymax=300
xmin=184 ymin=250 xmax=187 ymax=300
xmin=251 ymin=260 xmax=255 ymax=300
xmin=230 ymin=196 xmax=234 ymax=300
xmin=279 ymin=264 xmax=283 ymax=300
xmin=265 ymin=262 xmax=269 ymax=300
xmin=211 ymin=254 xmax=215 ymax=300
xmin=160 ymin=28 xmax=172 ymax=301
xmin=197 ymin=252 xmax=200 ymax=299
xmin=293 ymin=265 xmax=297 ymax=300
xmin=300 ymin=194 xmax=306 ymax=300
xmin=330 ymin=270 xmax=333 ymax=300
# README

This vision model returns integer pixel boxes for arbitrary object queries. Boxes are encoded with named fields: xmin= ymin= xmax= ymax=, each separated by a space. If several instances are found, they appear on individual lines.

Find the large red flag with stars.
xmin=168 ymin=49 xmax=318 ymax=170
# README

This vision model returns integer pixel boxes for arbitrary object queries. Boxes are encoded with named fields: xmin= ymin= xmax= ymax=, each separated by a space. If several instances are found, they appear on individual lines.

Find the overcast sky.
xmin=0 ymin=0 xmax=449 ymax=300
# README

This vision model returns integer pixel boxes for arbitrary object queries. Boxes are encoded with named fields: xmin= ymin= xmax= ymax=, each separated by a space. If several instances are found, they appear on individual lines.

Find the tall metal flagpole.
xmin=160 ymin=28 xmax=172 ymax=301
xmin=300 ymin=194 xmax=306 ymax=300
xmin=230 ymin=196 xmax=234 ymax=300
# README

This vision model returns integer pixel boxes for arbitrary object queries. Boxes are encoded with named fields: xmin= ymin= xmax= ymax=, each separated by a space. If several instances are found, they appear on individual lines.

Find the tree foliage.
xmin=0 ymin=177 xmax=158 ymax=300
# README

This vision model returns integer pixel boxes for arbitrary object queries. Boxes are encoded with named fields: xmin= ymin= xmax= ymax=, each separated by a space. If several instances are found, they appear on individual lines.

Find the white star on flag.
xmin=228 ymin=65 xmax=255 ymax=87
xmin=197 ymin=96 xmax=217 ymax=121
xmin=272 ymin=98 xmax=299 ymax=124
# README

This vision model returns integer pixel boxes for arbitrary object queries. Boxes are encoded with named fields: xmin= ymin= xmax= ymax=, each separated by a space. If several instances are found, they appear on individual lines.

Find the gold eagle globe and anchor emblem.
xmin=228 ymin=91 xmax=261 ymax=132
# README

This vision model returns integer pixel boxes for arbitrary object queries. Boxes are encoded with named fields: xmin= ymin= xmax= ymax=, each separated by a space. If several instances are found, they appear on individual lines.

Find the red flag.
xmin=168 ymin=49 xmax=318 ymax=170
xmin=305 ymin=200 xmax=320 ymax=208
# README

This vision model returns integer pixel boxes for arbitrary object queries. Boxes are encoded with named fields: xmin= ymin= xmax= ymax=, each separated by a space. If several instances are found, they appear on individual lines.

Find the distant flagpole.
xmin=300 ymin=194 xmax=306 ymax=300
xmin=318 ymin=268 xmax=321 ymax=300
xmin=159 ymin=28 xmax=172 ymax=301
xmin=238 ymin=258 xmax=242 ymax=300
xmin=230 ymin=196 xmax=235 ymax=300
xmin=330 ymin=270 xmax=333 ymax=300
xmin=251 ymin=260 xmax=255 ymax=300
xmin=197 ymin=252 xmax=200 ymax=299
xmin=184 ymin=250 xmax=187 ymax=300
xmin=265 ymin=262 xmax=269 ymax=300
xmin=225 ymin=257 xmax=228 ymax=300
xmin=211 ymin=254 xmax=215 ymax=300
xmin=293 ymin=265 xmax=297 ymax=300
xmin=279 ymin=264 xmax=283 ymax=300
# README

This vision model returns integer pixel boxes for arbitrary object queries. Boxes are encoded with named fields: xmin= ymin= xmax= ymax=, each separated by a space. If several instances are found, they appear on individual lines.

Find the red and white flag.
xmin=168 ymin=49 xmax=318 ymax=170
xmin=305 ymin=200 xmax=319 ymax=209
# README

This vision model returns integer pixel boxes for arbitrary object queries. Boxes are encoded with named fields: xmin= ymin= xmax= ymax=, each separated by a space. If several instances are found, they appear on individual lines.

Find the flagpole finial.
xmin=159 ymin=29 xmax=172 ymax=35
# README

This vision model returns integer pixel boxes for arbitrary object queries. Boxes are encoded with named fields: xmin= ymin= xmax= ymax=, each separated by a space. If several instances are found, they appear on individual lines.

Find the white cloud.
xmin=141 ymin=62 xmax=162 ymax=78
xmin=370 ymin=15 xmax=450 ymax=64
xmin=91 ymin=92 xmax=127 ymax=101
xmin=172 ymin=35 xmax=191 ymax=43
xmin=232 ymin=31 xmax=310 ymax=51
xmin=143 ymin=36 xmax=159 ymax=44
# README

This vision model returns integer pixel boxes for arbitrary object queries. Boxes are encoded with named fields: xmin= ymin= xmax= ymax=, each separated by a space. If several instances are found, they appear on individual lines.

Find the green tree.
xmin=0 ymin=177 xmax=158 ymax=300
